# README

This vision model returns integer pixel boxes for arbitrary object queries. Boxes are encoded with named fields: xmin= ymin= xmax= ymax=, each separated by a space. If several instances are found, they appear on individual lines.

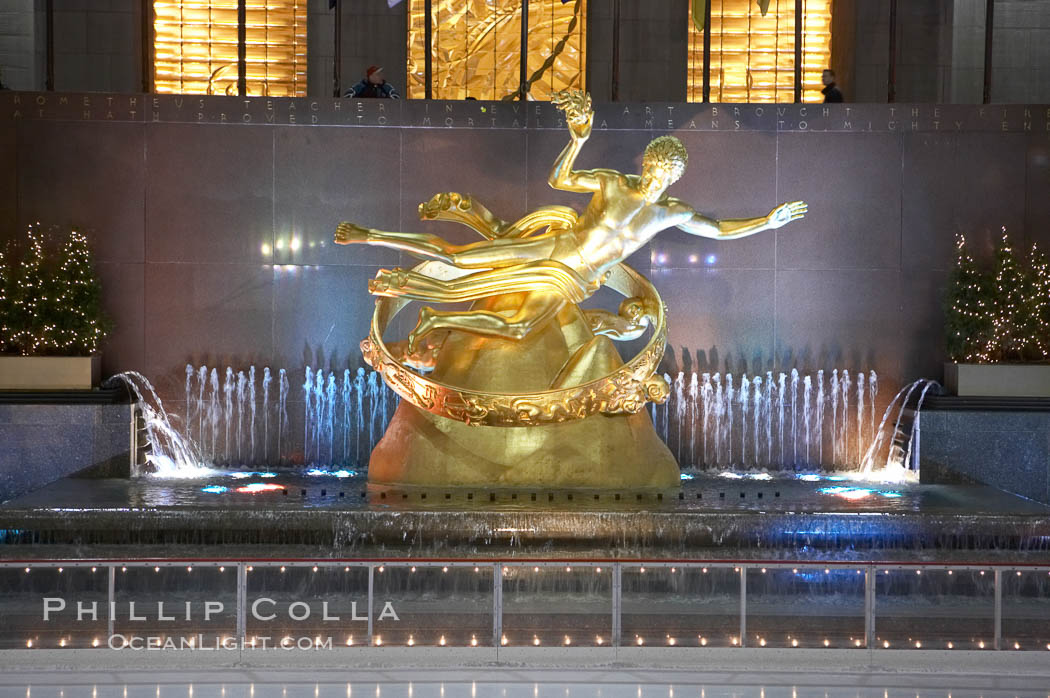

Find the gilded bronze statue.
xmin=335 ymin=90 xmax=806 ymax=490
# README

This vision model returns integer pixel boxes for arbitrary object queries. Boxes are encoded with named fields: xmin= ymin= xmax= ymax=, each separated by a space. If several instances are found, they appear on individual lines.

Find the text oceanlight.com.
xmin=107 ymin=635 xmax=336 ymax=650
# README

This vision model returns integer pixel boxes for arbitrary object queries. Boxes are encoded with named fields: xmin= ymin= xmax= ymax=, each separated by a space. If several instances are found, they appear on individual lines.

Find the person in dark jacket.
xmin=821 ymin=69 xmax=843 ymax=103
xmin=345 ymin=65 xmax=400 ymax=99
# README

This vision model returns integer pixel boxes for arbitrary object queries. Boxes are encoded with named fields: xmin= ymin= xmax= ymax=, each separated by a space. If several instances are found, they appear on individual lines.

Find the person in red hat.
xmin=345 ymin=65 xmax=400 ymax=99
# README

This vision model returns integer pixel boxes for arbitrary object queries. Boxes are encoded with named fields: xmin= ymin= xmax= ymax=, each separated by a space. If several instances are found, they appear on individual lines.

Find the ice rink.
xmin=2 ymin=664 xmax=1050 ymax=698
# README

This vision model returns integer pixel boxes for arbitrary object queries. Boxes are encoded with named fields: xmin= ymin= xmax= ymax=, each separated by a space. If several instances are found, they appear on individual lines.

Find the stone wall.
xmin=0 ymin=402 xmax=133 ymax=503
xmin=2 ymin=93 xmax=1049 ymax=465
xmin=919 ymin=409 xmax=1050 ymax=503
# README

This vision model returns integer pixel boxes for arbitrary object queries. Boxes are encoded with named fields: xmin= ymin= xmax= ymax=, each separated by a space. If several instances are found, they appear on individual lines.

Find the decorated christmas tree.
xmin=0 ymin=244 xmax=9 ymax=354
xmin=1028 ymin=241 xmax=1050 ymax=361
xmin=52 ymin=229 xmax=110 ymax=355
xmin=0 ymin=225 xmax=111 ymax=356
xmin=945 ymin=229 xmax=1050 ymax=364
xmin=944 ymin=234 xmax=993 ymax=362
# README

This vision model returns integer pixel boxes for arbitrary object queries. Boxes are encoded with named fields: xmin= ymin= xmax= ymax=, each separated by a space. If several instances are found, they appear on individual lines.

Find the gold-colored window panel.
xmin=154 ymin=0 xmax=307 ymax=97
xmin=688 ymin=0 xmax=832 ymax=103
xmin=407 ymin=0 xmax=586 ymax=101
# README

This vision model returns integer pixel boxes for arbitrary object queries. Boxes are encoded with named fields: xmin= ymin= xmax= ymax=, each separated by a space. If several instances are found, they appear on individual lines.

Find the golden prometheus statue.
xmin=336 ymin=90 xmax=806 ymax=490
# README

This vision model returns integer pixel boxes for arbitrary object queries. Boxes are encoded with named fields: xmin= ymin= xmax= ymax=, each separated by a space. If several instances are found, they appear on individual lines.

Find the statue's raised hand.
xmin=552 ymin=89 xmax=593 ymax=141
xmin=335 ymin=221 xmax=370 ymax=245
xmin=767 ymin=201 xmax=808 ymax=229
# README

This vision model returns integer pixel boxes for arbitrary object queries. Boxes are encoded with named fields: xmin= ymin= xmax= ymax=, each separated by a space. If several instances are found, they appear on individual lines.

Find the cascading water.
xmin=103 ymin=371 xmax=210 ymax=477
xmin=112 ymin=359 xmax=926 ymax=481
xmin=663 ymin=368 xmax=903 ymax=473
xmin=114 ymin=363 xmax=399 ymax=473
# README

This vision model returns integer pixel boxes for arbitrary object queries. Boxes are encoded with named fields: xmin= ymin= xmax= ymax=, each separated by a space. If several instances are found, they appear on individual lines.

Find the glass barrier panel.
xmin=746 ymin=567 xmax=866 ymax=648
xmin=1002 ymin=569 xmax=1050 ymax=651
xmin=501 ymin=564 xmax=611 ymax=647
xmin=0 ymin=566 xmax=108 ymax=650
xmin=245 ymin=564 xmax=369 ymax=649
xmin=874 ymin=569 xmax=994 ymax=650
xmin=373 ymin=564 xmax=493 ymax=647
xmin=113 ymin=564 xmax=236 ymax=650
xmin=621 ymin=565 xmax=739 ymax=648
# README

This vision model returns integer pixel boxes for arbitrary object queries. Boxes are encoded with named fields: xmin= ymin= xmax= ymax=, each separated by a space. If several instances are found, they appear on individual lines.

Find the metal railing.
xmin=2 ymin=558 xmax=1048 ymax=652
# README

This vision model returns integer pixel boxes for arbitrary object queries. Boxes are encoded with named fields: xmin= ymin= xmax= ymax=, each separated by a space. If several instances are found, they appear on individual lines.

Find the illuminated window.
xmin=153 ymin=1 xmax=307 ymax=96
xmin=407 ymin=0 xmax=586 ymax=100
xmin=688 ymin=0 xmax=831 ymax=102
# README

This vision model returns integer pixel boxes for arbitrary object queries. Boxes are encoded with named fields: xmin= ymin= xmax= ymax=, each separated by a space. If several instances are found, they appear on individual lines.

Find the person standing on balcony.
xmin=821 ymin=69 xmax=844 ymax=103
xmin=345 ymin=65 xmax=400 ymax=99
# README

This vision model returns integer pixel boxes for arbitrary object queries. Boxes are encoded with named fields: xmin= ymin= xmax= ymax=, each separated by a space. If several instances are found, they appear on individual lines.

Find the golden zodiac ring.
xmin=360 ymin=260 xmax=670 ymax=427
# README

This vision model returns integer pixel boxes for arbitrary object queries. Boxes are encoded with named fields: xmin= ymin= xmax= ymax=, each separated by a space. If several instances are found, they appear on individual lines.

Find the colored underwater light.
xmin=679 ymin=472 xmax=695 ymax=481
xmin=879 ymin=491 xmax=902 ymax=498
xmin=229 ymin=471 xmax=277 ymax=479
xmin=818 ymin=486 xmax=874 ymax=500
xmin=306 ymin=468 xmax=356 ymax=478
xmin=201 ymin=485 xmax=228 ymax=494
xmin=797 ymin=474 xmax=822 ymax=482
xmin=235 ymin=483 xmax=285 ymax=494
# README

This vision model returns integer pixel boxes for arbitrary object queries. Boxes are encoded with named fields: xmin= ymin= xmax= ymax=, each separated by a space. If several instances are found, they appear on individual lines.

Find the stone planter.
xmin=944 ymin=362 xmax=1050 ymax=397
xmin=0 ymin=355 xmax=101 ymax=390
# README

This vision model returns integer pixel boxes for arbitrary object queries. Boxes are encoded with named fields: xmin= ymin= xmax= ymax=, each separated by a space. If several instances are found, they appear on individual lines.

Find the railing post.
xmin=612 ymin=563 xmax=622 ymax=648
xmin=237 ymin=0 xmax=247 ymax=96
xmin=994 ymin=568 xmax=1002 ymax=650
xmin=864 ymin=565 xmax=875 ymax=648
xmin=236 ymin=563 xmax=247 ymax=644
xmin=793 ymin=0 xmax=803 ymax=102
xmin=493 ymin=563 xmax=503 ymax=648
xmin=518 ymin=0 xmax=530 ymax=100
xmin=982 ymin=0 xmax=994 ymax=104
xmin=107 ymin=565 xmax=116 ymax=641
xmin=739 ymin=565 xmax=747 ymax=647
xmin=368 ymin=564 xmax=375 ymax=645
xmin=424 ymin=0 xmax=433 ymax=99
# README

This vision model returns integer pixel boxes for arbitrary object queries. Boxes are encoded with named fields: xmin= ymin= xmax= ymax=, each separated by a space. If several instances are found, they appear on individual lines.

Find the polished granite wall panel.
xmin=919 ymin=410 xmax=1050 ymax=504
xmin=774 ymin=269 xmax=902 ymax=384
xmin=273 ymin=126 xmax=401 ymax=268
xmin=653 ymin=268 xmax=776 ymax=376
xmin=1026 ymin=133 xmax=1050 ymax=251
xmin=0 ymin=115 xmax=14 ymax=234
xmin=143 ymin=263 xmax=275 ymax=396
xmin=897 ymin=270 xmax=950 ymax=382
xmin=271 ymin=264 xmax=384 ymax=371
xmin=15 ymin=120 xmax=145 ymax=263
xmin=775 ymin=132 xmax=903 ymax=271
xmin=902 ymin=131 xmax=1027 ymax=269
xmin=145 ymin=124 xmax=275 ymax=265
xmin=400 ymin=129 xmax=528 ymax=248
xmin=0 ymin=403 xmax=132 ymax=503
xmin=96 ymin=261 xmax=145 ymax=379
xmin=653 ymin=131 xmax=778 ymax=271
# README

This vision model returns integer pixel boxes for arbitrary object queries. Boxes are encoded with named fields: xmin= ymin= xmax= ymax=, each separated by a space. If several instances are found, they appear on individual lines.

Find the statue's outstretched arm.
xmin=671 ymin=200 xmax=808 ymax=240
xmin=548 ymin=90 xmax=602 ymax=193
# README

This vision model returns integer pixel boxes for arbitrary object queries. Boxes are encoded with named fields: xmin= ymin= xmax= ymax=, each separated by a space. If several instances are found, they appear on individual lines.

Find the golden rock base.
xmin=368 ymin=293 xmax=679 ymax=490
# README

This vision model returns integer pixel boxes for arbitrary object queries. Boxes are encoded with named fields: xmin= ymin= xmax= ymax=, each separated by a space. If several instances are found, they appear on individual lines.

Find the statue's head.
xmin=640 ymin=135 xmax=688 ymax=202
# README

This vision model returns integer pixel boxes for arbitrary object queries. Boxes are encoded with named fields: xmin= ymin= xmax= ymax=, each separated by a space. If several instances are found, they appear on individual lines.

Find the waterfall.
xmin=236 ymin=370 xmax=246 ymax=463
xmin=815 ymin=370 xmax=825 ymax=465
xmin=790 ymin=369 xmax=799 ymax=467
xmin=278 ymin=368 xmax=289 ymax=463
xmin=803 ymin=375 xmax=812 ymax=466
xmin=223 ymin=368 xmax=233 ymax=464
xmin=739 ymin=375 xmax=750 ymax=467
xmin=262 ymin=367 xmax=271 ymax=463
xmin=342 ymin=369 xmax=352 ymax=464
xmin=249 ymin=366 xmax=257 ymax=463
